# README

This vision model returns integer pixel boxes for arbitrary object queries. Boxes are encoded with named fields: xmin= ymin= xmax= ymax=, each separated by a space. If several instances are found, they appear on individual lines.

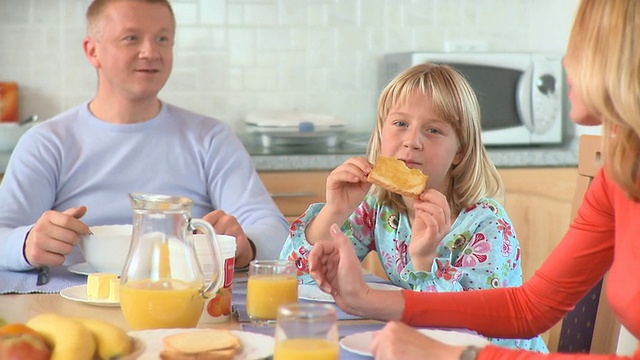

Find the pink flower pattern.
xmin=394 ymin=239 xmax=408 ymax=274
xmin=453 ymin=233 xmax=491 ymax=267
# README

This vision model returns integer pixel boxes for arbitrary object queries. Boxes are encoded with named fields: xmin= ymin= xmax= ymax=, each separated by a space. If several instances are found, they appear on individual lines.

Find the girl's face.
xmin=563 ymin=58 xmax=602 ymax=126
xmin=380 ymin=90 xmax=463 ymax=194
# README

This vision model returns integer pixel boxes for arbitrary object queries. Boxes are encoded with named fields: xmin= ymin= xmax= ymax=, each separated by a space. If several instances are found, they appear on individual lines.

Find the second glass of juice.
xmin=273 ymin=303 xmax=339 ymax=360
xmin=246 ymin=260 xmax=298 ymax=324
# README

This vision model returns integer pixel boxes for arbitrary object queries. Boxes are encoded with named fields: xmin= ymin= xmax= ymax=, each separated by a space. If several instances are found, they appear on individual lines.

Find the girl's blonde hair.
xmin=566 ymin=0 xmax=640 ymax=200
xmin=367 ymin=63 xmax=503 ymax=215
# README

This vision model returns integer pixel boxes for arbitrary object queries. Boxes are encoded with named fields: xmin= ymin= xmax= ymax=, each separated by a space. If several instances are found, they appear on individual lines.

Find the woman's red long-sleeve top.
xmin=402 ymin=168 xmax=639 ymax=359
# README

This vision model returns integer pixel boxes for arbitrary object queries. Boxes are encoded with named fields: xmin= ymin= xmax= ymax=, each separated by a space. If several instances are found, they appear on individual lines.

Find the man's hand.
xmin=24 ymin=206 xmax=91 ymax=267
xmin=203 ymin=210 xmax=254 ymax=268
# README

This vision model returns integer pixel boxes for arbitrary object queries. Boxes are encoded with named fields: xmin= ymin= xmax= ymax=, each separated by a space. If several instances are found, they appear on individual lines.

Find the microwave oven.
xmin=381 ymin=52 xmax=565 ymax=146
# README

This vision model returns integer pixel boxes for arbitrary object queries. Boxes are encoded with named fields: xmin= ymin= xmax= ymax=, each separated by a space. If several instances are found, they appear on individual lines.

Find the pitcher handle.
xmin=189 ymin=219 xmax=225 ymax=297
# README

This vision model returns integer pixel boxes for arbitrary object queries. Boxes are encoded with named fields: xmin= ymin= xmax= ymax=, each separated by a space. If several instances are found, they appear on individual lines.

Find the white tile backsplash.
xmin=0 ymin=0 xmax=579 ymax=132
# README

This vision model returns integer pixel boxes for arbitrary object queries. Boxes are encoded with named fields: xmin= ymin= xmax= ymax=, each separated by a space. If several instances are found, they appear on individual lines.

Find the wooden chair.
xmin=546 ymin=134 xmax=622 ymax=353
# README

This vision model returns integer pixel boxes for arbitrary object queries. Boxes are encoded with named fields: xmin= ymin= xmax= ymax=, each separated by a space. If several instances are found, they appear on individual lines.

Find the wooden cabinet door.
xmin=499 ymin=168 xmax=577 ymax=282
xmin=499 ymin=167 xmax=577 ymax=349
xmin=259 ymin=171 xmax=329 ymax=223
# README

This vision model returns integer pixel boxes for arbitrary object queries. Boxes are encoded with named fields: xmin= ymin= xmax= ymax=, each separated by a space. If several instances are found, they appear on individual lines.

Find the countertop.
xmin=0 ymin=132 xmax=580 ymax=175
xmin=241 ymin=132 xmax=580 ymax=172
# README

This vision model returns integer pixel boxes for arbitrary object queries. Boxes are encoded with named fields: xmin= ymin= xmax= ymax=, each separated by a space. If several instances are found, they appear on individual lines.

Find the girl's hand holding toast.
xmin=323 ymin=156 xmax=372 ymax=217
xmin=305 ymin=157 xmax=372 ymax=245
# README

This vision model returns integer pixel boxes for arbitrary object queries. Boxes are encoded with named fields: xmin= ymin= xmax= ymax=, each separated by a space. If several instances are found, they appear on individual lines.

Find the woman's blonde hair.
xmin=566 ymin=0 xmax=640 ymax=200
xmin=367 ymin=63 xmax=503 ymax=215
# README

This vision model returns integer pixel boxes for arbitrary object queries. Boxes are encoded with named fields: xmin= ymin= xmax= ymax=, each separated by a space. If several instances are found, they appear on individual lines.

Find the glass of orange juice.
xmin=246 ymin=260 xmax=298 ymax=324
xmin=273 ymin=303 xmax=339 ymax=360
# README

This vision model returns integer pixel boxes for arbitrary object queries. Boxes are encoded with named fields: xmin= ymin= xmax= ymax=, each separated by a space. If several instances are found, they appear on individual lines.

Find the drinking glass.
xmin=273 ymin=303 xmax=339 ymax=360
xmin=246 ymin=260 xmax=298 ymax=325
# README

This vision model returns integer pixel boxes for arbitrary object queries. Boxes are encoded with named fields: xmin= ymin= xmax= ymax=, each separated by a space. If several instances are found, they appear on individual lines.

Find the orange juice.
xmin=274 ymin=338 xmax=339 ymax=360
xmin=246 ymin=275 xmax=298 ymax=320
xmin=120 ymin=279 xmax=204 ymax=330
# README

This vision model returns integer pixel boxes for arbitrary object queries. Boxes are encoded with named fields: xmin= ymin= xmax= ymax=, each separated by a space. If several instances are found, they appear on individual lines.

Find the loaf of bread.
xmin=160 ymin=329 xmax=242 ymax=360
xmin=367 ymin=155 xmax=429 ymax=197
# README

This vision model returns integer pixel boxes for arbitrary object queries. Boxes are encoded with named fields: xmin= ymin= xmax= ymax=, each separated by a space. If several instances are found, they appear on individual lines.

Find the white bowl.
xmin=80 ymin=224 xmax=133 ymax=274
xmin=0 ymin=123 xmax=32 ymax=152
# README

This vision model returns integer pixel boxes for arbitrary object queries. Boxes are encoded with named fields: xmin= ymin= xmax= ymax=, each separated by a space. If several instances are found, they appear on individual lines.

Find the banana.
xmin=74 ymin=317 xmax=131 ymax=360
xmin=27 ymin=313 xmax=95 ymax=360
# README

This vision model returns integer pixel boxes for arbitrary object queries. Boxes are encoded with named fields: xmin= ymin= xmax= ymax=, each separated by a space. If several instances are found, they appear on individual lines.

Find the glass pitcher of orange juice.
xmin=120 ymin=193 xmax=225 ymax=330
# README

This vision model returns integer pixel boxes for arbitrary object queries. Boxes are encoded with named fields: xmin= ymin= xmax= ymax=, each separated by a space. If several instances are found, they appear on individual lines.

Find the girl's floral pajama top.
xmin=279 ymin=196 xmax=549 ymax=352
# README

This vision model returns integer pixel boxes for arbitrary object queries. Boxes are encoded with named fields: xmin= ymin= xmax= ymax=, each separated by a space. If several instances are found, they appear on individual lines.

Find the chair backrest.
xmin=547 ymin=134 xmax=621 ymax=354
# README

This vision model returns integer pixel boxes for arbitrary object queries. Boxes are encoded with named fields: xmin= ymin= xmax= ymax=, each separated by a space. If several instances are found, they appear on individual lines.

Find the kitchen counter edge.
xmin=250 ymin=143 xmax=579 ymax=172
xmin=0 ymin=142 xmax=579 ymax=175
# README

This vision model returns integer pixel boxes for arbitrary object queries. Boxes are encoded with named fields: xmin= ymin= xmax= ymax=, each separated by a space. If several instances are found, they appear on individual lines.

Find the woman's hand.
xmin=323 ymin=156 xmax=372 ymax=217
xmin=308 ymin=224 xmax=369 ymax=314
xmin=371 ymin=321 xmax=465 ymax=360
xmin=309 ymin=224 xmax=405 ymax=320
xmin=409 ymin=190 xmax=452 ymax=271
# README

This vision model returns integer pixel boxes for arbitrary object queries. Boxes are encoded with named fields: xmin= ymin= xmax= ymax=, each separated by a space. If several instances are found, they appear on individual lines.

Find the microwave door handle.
xmin=516 ymin=65 xmax=534 ymax=132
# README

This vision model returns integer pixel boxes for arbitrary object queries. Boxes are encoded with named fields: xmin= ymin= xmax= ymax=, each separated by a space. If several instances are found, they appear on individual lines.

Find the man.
xmin=0 ymin=0 xmax=289 ymax=271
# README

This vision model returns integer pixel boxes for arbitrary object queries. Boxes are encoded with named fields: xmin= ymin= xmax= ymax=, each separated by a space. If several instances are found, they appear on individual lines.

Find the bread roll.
xmin=160 ymin=329 xmax=241 ymax=360
xmin=367 ymin=155 xmax=429 ymax=197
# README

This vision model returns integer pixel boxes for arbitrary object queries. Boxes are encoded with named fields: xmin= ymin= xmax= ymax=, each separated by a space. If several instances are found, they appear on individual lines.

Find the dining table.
xmin=0 ymin=264 xmax=390 ymax=359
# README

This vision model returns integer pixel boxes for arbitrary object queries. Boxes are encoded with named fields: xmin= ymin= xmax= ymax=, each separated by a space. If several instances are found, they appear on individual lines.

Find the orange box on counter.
xmin=0 ymin=82 xmax=18 ymax=122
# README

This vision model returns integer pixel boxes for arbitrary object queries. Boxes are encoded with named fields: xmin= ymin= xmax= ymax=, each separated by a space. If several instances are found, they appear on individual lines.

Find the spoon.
xmin=18 ymin=114 xmax=38 ymax=126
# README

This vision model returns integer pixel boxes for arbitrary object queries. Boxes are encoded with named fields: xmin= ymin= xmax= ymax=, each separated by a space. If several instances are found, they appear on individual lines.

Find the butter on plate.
xmin=86 ymin=273 xmax=118 ymax=299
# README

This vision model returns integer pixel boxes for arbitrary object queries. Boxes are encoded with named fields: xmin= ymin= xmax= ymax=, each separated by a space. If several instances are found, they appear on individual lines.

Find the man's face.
xmin=85 ymin=1 xmax=175 ymax=102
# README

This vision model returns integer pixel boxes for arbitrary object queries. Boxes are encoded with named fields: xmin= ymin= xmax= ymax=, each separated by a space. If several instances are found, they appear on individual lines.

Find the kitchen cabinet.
xmin=258 ymin=171 xmax=330 ymax=223
xmin=500 ymin=167 xmax=577 ymax=351
xmin=499 ymin=167 xmax=577 ymax=282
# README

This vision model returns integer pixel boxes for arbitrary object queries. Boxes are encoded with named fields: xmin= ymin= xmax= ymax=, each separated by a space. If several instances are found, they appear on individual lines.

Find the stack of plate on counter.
xmin=245 ymin=110 xmax=347 ymax=147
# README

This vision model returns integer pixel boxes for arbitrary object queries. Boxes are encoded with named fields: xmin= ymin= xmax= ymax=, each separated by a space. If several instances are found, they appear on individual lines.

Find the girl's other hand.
xmin=409 ymin=189 xmax=452 ymax=270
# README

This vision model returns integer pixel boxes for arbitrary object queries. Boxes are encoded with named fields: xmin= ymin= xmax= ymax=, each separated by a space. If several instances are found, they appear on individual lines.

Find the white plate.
xmin=298 ymin=282 xmax=403 ymax=303
xmin=129 ymin=328 xmax=274 ymax=360
xmin=67 ymin=262 xmax=98 ymax=276
xmin=340 ymin=328 xmax=490 ymax=357
xmin=59 ymin=284 xmax=119 ymax=307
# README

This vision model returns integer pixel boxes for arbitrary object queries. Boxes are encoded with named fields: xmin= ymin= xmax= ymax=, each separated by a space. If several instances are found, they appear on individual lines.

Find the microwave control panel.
xmin=531 ymin=54 xmax=564 ymax=136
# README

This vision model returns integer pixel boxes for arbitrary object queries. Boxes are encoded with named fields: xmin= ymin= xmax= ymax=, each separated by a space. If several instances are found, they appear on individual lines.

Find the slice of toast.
xmin=159 ymin=348 xmax=236 ymax=360
xmin=367 ymin=155 xmax=429 ymax=197
xmin=162 ymin=329 xmax=241 ymax=356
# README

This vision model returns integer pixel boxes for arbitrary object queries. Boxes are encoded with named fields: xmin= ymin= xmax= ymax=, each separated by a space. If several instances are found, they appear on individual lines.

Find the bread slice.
xmin=367 ymin=155 xmax=429 ymax=197
xmin=159 ymin=348 xmax=236 ymax=360
xmin=162 ymin=329 xmax=241 ymax=356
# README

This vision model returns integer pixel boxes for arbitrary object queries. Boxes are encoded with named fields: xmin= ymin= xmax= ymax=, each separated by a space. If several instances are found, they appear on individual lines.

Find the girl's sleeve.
xmin=278 ymin=203 xmax=325 ymax=284
xmin=403 ymin=200 xmax=523 ymax=293
xmin=278 ymin=199 xmax=377 ymax=284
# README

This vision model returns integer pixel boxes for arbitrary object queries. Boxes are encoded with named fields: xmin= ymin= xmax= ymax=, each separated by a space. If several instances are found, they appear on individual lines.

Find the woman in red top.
xmin=308 ymin=0 xmax=640 ymax=358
